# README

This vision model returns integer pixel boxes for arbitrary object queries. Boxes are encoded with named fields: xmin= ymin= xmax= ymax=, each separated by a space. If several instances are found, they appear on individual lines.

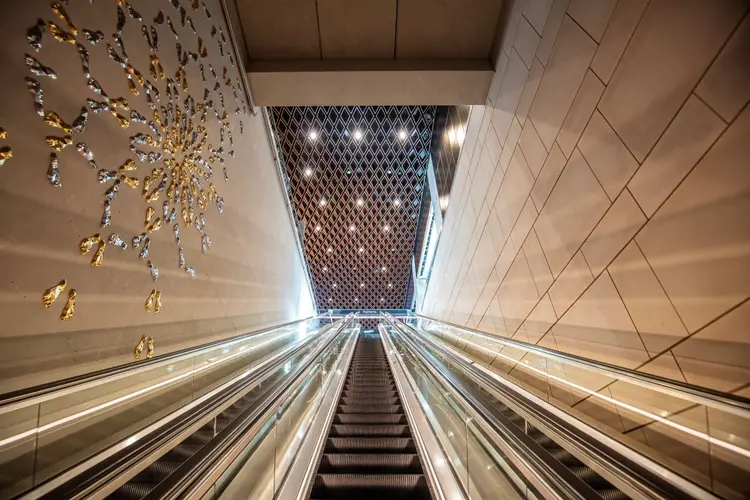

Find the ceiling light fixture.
xmin=393 ymin=199 xmax=400 ymax=206
xmin=327 ymin=247 xmax=332 ymax=253
xmin=356 ymin=198 xmax=364 ymax=207
xmin=319 ymin=198 xmax=327 ymax=207
xmin=383 ymin=225 xmax=390 ymax=232
xmin=353 ymin=129 xmax=363 ymax=140
xmin=308 ymin=130 xmax=318 ymax=140
xmin=322 ymin=266 xmax=328 ymax=272
xmin=333 ymin=283 xmax=337 ymax=288
xmin=360 ymin=283 xmax=365 ymax=288
xmin=314 ymin=224 xmax=321 ymax=232
xmin=349 ymin=224 xmax=356 ymax=232
xmin=388 ymin=283 xmax=393 ymax=288
xmin=398 ymin=130 xmax=407 ymax=140
xmin=304 ymin=167 xmax=313 ymax=177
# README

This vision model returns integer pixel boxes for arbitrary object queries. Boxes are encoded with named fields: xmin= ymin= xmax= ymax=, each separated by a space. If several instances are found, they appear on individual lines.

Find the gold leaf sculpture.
xmin=60 ymin=289 xmax=76 ymax=320
xmin=42 ymin=279 xmax=67 ymax=308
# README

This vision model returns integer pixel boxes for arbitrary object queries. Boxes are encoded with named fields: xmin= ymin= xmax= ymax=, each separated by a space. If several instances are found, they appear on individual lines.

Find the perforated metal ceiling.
xmin=271 ymin=106 xmax=436 ymax=310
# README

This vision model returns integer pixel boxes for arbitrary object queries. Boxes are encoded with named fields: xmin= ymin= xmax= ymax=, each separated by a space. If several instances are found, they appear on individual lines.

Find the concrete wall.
xmin=0 ymin=0 xmax=313 ymax=392
xmin=421 ymin=0 xmax=749 ymax=491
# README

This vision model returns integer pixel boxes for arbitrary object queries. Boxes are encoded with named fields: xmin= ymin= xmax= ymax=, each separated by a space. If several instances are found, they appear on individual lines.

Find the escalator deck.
xmin=310 ymin=332 xmax=432 ymax=500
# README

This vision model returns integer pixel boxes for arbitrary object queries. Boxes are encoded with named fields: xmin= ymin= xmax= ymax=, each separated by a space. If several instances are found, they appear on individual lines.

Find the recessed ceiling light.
xmin=304 ymin=167 xmax=313 ymax=177
xmin=349 ymin=224 xmax=356 ymax=232
xmin=308 ymin=130 xmax=318 ymax=140
xmin=393 ymin=199 xmax=400 ymax=206
xmin=333 ymin=283 xmax=337 ymax=288
xmin=358 ymin=247 xmax=364 ymax=253
xmin=314 ymin=224 xmax=321 ymax=232
xmin=322 ymin=266 xmax=328 ymax=272
xmin=327 ymin=247 xmax=332 ymax=253
xmin=360 ymin=283 xmax=365 ymax=288
xmin=328 ymin=297 xmax=332 ymax=302
xmin=383 ymin=225 xmax=390 ymax=232
xmin=382 ymin=266 xmax=387 ymax=272
xmin=354 ymin=297 xmax=359 ymax=302
xmin=388 ymin=283 xmax=393 ymax=288
xmin=319 ymin=198 xmax=327 ymax=207
xmin=356 ymin=198 xmax=364 ymax=207
xmin=398 ymin=130 xmax=407 ymax=140
xmin=353 ymin=129 xmax=363 ymax=140
xmin=380 ymin=297 xmax=385 ymax=302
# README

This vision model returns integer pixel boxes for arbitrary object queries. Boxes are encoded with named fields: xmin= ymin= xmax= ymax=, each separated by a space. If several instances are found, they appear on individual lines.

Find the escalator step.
xmin=325 ymin=437 xmax=416 ymax=453
xmin=329 ymin=424 xmax=410 ymax=437
xmin=570 ymin=466 xmax=609 ymax=487
xmin=337 ymin=404 xmax=402 ymax=414
xmin=131 ymin=460 xmax=182 ymax=484
xmin=111 ymin=482 xmax=154 ymax=499
xmin=340 ymin=397 xmax=399 ymax=405
xmin=334 ymin=414 xmax=406 ymax=425
xmin=318 ymin=454 xmax=422 ymax=473
xmin=164 ymin=442 xmax=204 ymax=461
xmin=597 ymin=489 xmax=630 ymax=500
xmin=311 ymin=473 xmax=430 ymax=500
xmin=547 ymin=448 xmax=581 ymax=466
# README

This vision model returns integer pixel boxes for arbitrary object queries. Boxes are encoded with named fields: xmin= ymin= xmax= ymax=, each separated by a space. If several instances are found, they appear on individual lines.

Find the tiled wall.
xmin=421 ymin=0 xmax=749 ymax=492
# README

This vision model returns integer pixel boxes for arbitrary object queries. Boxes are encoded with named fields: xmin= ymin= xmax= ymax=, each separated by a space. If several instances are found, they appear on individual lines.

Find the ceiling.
xmin=234 ymin=0 xmax=504 ymax=61
xmin=271 ymin=106 xmax=436 ymax=310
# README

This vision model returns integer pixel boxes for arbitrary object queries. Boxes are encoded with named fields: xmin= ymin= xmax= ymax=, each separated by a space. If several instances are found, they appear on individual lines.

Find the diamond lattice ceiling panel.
xmin=271 ymin=106 xmax=436 ymax=310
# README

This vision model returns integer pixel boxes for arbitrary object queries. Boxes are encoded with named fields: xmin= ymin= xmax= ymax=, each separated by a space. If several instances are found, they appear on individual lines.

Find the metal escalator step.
xmin=337 ymin=404 xmax=402 ymax=414
xmin=131 ymin=460 xmax=182 ymax=484
xmin=570 ymin=466 xmax=609 ymax=487
xmin=317 ymin=454 xmax=422 ymax=474
xmin=186 ymin=428 xmax=214 ymax=444
xmin=325 ymin=437 xmax=416 ymax=453
xmin=110 ymin=482 xmax=154 ymax=499
xmin=311 ymin=473 xmax=430 ymax=499
xmin=547 ymin=448 xmax=581 ymax=466
xmin=329 ymin=425 xmax=410 ymax=437
xmin=343 ymin=390 xmax=397 ymax=397
xmin=334 ymin=414 xmax=406 ymax=425
xmin=340 ymin=397 xmax=399 ymax=406
xmin=597 ymin=489 xmax=630 ymax=500
xmin=164 ymin=442 xmax=204 ymax=461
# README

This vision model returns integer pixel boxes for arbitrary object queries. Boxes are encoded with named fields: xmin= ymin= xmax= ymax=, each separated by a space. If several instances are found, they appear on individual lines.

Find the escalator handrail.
xmin=0 ymin=314 xmax=325 ymax=412
xmin=27 ymin=319 xmax=347 ymax=499
xmin=143 ymin=317 xmax=355 ymax=500
xmin=384 ymin=318 xmax=599 ymax=500
xmin=413 ymin=313 xmax=750 ymax=418
xmin=391 ymin=317 xmax=715 ymax=500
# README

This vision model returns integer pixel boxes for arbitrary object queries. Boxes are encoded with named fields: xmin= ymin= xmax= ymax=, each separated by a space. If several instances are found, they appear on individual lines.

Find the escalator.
xmin=491 ymin=402 xmax=627 ymax=500
xmin=110 ymin=376 xmax=273 ymax=499
xmin=390 ymin=318 xmax=695 ymax=500
xmin=309 ymin=332 xmax=432 ymax=500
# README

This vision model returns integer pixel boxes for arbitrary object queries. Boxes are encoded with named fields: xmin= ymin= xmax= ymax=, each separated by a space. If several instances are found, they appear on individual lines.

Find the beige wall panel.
xmin=396 ymin=0 xmax=503 ymax=59
xmin=317 ymin=0 xmax=397 ymax=59
xmin=237 ymin=0 xmax=321 ymax=60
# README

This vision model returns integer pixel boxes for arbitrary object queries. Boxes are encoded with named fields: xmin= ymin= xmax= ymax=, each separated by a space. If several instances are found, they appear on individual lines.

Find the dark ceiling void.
xmin=271 ymin=106 xmax=436 ymax=310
